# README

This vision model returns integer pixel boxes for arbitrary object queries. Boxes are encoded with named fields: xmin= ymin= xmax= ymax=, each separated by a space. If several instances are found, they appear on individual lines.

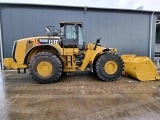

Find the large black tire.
xmin=28 ymin=52 xmax=62 ymax=84
xmin=95 ymin=53 xmax=123 ymax=81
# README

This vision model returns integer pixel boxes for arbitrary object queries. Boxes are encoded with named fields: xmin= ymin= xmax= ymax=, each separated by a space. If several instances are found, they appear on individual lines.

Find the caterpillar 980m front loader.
xmin=3 ymin=22 xmax=160 ymax=83
xmin=4 ymin=22 xmax=124 ymax=83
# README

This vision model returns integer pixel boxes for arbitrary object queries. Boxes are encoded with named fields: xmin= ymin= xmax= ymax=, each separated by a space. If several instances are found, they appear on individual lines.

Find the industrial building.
xmin=0 ymin=3 xmax=160 ymax=120
xmin=0 ymin=3 xmax=160 ymax=69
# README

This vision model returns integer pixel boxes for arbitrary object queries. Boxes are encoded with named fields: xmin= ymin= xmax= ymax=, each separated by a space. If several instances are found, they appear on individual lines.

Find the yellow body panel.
xmin=14 ymin=37 xmax=35 ymax=64
xmin=121 ymin=54 xmax=160 ymax=81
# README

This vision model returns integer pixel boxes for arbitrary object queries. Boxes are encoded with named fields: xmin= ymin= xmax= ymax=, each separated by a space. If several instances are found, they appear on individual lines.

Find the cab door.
xmin=62 ymin=25 xmax=78 ymax=48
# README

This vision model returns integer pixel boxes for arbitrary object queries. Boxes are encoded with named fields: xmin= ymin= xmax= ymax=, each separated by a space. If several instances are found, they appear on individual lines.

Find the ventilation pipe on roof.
xmin=84 ymin=6 xmax=87 ymax=13
xmin=149 ymin=12 xmax=154 ymax=59
xmin=136 ymin=6 xmax=143 ymax=10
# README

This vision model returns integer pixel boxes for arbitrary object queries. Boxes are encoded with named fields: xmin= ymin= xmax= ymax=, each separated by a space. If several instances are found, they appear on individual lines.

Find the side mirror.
xmin=97 ymin=37 xmax=101 ymax=44
xmin=94 ymin=37 xmax=101 ymax=50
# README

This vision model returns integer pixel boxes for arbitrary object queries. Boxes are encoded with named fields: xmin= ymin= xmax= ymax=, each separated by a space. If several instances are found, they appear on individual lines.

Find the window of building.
xmin=156 ymin=28 xmax=160 ymax=43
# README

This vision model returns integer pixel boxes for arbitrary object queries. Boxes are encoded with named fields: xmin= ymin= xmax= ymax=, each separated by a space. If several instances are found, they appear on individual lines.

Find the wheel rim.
xmin=104 ymin=61 xmax=118 ymax=74
xmin=37 ymin=61 xmax=53 ymax=77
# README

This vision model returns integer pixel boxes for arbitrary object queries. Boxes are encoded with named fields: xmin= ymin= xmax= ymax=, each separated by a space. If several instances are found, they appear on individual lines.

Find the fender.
xmin=89 ymin=48 xmax=109 ymax=63
xmin=23 ymin=45 xmax=62 ymax=64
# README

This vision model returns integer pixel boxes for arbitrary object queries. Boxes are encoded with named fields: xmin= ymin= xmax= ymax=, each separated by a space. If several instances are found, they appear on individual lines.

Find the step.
xmin=66 ymin=66 xmax=73 ymax=69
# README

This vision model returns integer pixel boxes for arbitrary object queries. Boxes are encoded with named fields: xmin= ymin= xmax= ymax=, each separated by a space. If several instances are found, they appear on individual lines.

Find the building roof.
xmin=0 ymin=2 xmax=159 ymax=14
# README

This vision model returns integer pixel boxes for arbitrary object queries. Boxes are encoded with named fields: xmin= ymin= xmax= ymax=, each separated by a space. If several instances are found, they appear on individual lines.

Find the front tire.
xmin=28 ymin=52 xmax=62 ymax=84
xmin=95 ymin=53 xmax=123 ymax=81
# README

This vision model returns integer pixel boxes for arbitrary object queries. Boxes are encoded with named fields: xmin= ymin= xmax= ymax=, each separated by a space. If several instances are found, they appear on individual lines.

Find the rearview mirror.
xmin=97 ymin=37 xmax=101 ymax=43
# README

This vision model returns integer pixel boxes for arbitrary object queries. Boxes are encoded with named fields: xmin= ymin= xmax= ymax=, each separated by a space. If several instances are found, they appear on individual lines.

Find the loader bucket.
xmin=121 ymin=54 xmax=160 ymax=81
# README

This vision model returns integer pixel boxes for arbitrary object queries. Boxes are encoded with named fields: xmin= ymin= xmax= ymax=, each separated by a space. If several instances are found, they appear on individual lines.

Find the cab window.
xmin=65 ymin=25 xmax=77 ymax=39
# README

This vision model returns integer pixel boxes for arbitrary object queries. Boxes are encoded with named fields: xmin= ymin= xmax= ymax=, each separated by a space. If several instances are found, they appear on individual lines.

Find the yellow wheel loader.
xmin=4 ymin=22 xmax=124 ymax=83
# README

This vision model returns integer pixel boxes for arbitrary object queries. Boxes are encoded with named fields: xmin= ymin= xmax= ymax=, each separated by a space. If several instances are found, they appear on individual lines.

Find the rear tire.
xmin=95 ymin=53 xmax=123 ymax=81
xmin=28 ymin=52 xmax=62 ymax=84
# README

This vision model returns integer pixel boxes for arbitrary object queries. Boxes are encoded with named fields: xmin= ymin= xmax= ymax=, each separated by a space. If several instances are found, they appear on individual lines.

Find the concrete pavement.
xmin=0 ymin=71 xmax=160 ymax=120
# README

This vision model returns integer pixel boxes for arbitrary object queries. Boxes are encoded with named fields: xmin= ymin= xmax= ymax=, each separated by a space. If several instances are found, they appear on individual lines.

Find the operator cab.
xmin=60 ymin=22 xmax=85 ymax=50
xmin=45 ymin=22 xmax=85 ymax=50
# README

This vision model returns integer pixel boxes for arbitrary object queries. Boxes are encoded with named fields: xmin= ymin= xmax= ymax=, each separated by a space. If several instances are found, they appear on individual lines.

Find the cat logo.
xmin=38 ymin=38 xmax=59 ymax=45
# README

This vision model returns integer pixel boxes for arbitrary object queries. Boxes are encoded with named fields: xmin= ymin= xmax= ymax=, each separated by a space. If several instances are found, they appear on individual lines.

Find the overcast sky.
xmin=1 ymin=0 xmax=160 ymax=11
